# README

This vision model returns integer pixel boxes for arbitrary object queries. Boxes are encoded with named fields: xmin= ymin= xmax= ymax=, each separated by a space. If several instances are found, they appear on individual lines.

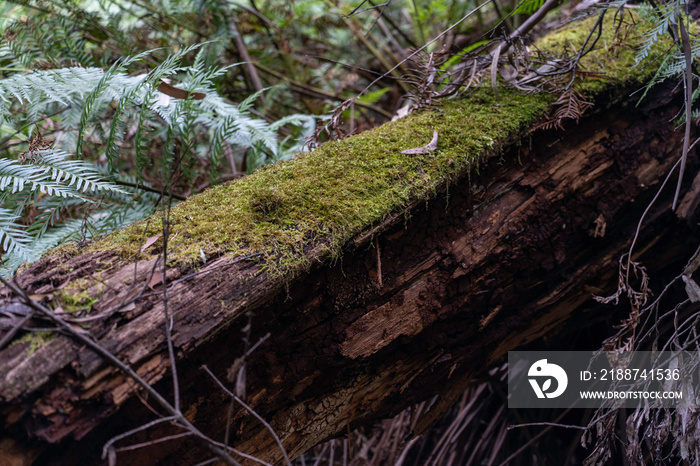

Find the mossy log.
xmin=1 ymin=15 xmax=698 ymax=466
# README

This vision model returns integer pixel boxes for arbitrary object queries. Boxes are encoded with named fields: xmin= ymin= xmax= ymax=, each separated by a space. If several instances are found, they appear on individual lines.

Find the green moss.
xmin=88 ymin=12 xmax=671 ymax=278
xmin=57 ymin=280 xmax=102 ymax=313
xmin=12 ymin=331 xmax=54 ymax=354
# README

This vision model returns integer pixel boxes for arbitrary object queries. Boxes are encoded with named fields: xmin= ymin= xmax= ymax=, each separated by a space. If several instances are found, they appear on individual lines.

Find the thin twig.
xmin=224 ymin=397 xmax=236 ymax=446
xmin=192 ymin=459 xmax=218 ymax=466
xmin=507 ymin=421 xmax=587 ymax=430
xmin=0 ymin=276 xmax=240 ymax=466
xmin=161 ymin=200 xmax=180 ymax=413
xmin=114 ymin=179 xmax=187 ymax=201
xmin=366 ymin=0 xmax=417 ymax=47
xmin=625 ymin=153 xmax=684 ymax=286
xmin=254 ymin=62 xmax=393 ymax=118
xmin=355 ymin=0 xmax=492 ymax=101
xmin=202 ymin=365 xmax=293 ymax=466
xmin=0 ymin=106 xmax=70 ymax=150
xmin=394 ymin=436 xmax=421 ymax=466
xmin=312 ymin=444 xmax=329 ymax=466
xmin=103 ymin=416 xmax=178 ymax=456
xmin=499 ymin=0 xmax=561 ymax=48
xmin=672 ymin=12 xmax=694 ymax=210
xmin=115 ymin=431 xmax=193 ymax=453
xmin=0 ymin=307 xmax=34 ymax=350
xmin=497 ymin=407 xmax=576 ymax=466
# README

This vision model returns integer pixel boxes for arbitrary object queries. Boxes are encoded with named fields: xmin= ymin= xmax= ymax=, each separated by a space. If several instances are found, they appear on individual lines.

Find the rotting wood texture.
xmin=1 ymin=79 xmax=699 ymax=465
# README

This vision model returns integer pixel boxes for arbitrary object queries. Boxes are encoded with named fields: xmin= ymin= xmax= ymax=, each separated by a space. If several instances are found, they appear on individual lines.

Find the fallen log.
xmin=0 ymin=14 xmax=696 ymax=465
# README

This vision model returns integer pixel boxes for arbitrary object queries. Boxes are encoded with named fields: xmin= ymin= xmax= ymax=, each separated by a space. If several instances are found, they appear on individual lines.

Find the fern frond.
xmin=134 ymin=86 xmax=159 ymax=178
xmin=0 ymin=158 xmax=87 ymax=199
xmin=26 ymin=196 xmax=83 ymax=239
xmin=76 ymin=59 xmax=134 ymax=159
xmin=1 ymin=217 xmax=84 ymax=276
xmin=0 ymin=207 xmax=31 ymax=260
xmin=38 ymin=150 xmax=127 ymax=194
xmin=239 ymin=87 xmax=269 ymax=112
xmin=635 ymin=1 xmax=679 ymax=64
xmin=0 ymin=150 xmax=125 ymax=198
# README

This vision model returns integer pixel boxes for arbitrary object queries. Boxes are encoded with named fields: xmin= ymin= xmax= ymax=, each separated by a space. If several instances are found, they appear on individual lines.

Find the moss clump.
xmin=12 ymin=331 xmax=54 ymax=354
xmin=55 ymin=278 xmax=103 ymax=313
xmin=57 ymin=289 xmax=99 ymax=313
xmin=91 ymin=12 xmax=671 ymax=278
xmin=249 ymin=186 xmax=286 ymax=221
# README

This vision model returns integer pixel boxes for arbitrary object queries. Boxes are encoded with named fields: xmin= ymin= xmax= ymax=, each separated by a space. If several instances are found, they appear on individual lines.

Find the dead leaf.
xmin=29 ymin=294 xmax=50 ymax=302
xmin=235 ymin=365 xmax=246 ymax=400
xmin=401 ymin=131 xmax=438 ymax=155
xmin=499 ymin=63 xmax=518 ymax=83
xmin=108 ymin=447 xmax=117 ymax=466
xmin=139 ymin=233 xmax=162 ymax=253
xmin=682 ymin=275 xmax=700 ymax=302
xmin=391 ymin=104 xmax=412 ymax=122
xmin=592 ymin=214 xmax=606 ymax=238
xmin=148 ymin=271 xmax=163 ymax=291
xmin=157 ymin=80 xmax=206 ymax=100
xmin=683 ymin=246 xmax=700 ymax=276
xmin=69 ymin=323 xmax=90 ymax=335
xmin=491 ymin=44 xmax=502 ymax=99
xmin=227 ymin=357 xmax=244 ymax=383
xmin=119 ymin=302 xmax=136 ymax=314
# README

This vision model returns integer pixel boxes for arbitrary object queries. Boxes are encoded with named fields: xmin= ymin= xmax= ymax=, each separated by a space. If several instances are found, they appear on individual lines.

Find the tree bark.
xmin=1 ymin=67 xmax=698 ymax=466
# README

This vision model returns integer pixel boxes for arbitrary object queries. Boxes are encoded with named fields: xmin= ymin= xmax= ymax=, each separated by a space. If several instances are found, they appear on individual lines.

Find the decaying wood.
xmin=0 ymin=78 xmax=698 ymax=465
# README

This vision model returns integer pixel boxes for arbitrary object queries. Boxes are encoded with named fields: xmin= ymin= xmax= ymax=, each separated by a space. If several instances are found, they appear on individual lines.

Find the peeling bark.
xmin=0 ymin=79 xmax=698 ymax=465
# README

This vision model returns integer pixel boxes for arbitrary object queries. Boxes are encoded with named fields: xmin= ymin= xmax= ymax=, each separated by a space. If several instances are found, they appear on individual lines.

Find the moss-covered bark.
xmin=87 ymin=12 xmax=668 ymax=277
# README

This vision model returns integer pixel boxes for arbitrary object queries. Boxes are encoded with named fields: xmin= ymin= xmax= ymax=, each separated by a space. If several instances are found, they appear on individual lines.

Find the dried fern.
xmin=532 ymin=88 xmax=594 ymax=131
